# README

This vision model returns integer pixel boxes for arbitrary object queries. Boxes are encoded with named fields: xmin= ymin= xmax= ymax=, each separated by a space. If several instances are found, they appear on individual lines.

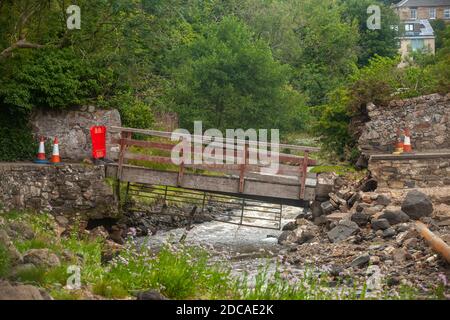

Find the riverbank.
xmin=0 ymin=210 xmax=447 ymax=300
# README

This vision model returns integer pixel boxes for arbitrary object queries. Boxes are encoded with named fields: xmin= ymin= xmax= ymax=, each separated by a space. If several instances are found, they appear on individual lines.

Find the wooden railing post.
xmin=117 ymin=131 xmax=131 ymax=180
xmin=177 ymin=148 xmax=185 ymax=187
xmin=239 ymin=143 xmax=248 ymax=193
xmin=299 ymin=151 xmax=309 ymax=199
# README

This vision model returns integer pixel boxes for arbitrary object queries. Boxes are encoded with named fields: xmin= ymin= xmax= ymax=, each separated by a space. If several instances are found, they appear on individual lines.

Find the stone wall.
xmin=369 ymin=153 xmax=450 ymax=189
xmin=30 ymin=107 xmax=121 ymax=160
xmin=358 ymin=93 xmax=450 ymax=154
xmin=0 ymin=163 xmax=118 ymax=218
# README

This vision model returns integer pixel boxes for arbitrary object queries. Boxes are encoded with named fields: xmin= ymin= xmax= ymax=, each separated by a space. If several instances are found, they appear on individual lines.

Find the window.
xmin=410 ymin=8 xmax=417 ymax=19
xmin=411 ymin=39 xmax=424 ymax=51
xmin=405 ymin=24 xmax=414 ymax=32
xmin=445 ymin=8 xmax=450 ymax=19
xmin=429 ymin=8 xmax=436 ymax=19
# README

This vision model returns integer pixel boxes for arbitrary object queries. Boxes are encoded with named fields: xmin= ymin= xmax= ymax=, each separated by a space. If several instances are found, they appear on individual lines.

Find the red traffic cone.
xmin=34 ymin=137 xmax=49 ymax=164
xmin=403 ymin=128 xmax=413 ymax=153
xmin=50 ymin=137 xmax=62 ymax=164
xmin=393 ymin=129 xmax=404 ymax=154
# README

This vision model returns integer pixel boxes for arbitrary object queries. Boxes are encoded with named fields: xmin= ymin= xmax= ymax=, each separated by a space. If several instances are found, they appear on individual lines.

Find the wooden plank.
xmin=124 ymin=152 xmax=173 ymax=164
xmin=112 ymin=138 xmax=175 ymax=151
xmin=116 ymin=137 xmax=316 ymax=166
xmin=123 ymin=151 xmax=309 ymax=177
xmin=107 ymin=165 xmax=316 ymax=201
xmin=109 ymin=126 xmax=321 ymax=153
xmin=242 ymin=172 xmax=317 ymax=187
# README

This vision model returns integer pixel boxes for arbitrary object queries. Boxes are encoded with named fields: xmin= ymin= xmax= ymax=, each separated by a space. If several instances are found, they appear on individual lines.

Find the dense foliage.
xmin=0 ymin=0 xmax=448 ymax=161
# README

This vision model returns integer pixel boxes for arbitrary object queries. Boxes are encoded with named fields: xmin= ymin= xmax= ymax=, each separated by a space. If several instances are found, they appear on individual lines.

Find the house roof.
xmin=395 ymin=0 xmax=450 ymax=7
xmin=400 ymin=19 xmax=435 ymax=38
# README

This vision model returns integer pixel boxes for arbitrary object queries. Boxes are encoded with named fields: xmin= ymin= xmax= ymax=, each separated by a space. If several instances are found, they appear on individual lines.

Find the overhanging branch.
xmin=0 ymin=39 xmax=44 ymax=59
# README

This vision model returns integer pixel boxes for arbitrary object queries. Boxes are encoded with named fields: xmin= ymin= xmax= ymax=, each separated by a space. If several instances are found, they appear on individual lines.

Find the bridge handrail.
xmin=109 ymin=126 xmax=321 ymax=153
xmin=110 ymin=126 xmax=318 ymax=199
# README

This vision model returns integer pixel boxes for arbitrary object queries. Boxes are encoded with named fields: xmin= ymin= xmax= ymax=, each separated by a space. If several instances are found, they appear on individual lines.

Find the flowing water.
xmin=140 ymin=205 xmax=306 ymax=281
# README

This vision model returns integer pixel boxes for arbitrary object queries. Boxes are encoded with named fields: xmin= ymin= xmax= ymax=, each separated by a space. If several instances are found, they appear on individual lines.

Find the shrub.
xmin=103 ymin=93 xmax=154 ymax=130
xmin=0 ymin=48 xmax=106 ymax=112
xmin=0 ymin=242 xmax=11 ymax=278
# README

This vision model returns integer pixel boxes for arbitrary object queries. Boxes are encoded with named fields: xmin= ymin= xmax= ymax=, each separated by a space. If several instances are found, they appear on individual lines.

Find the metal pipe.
xmin=415 ymin=221 xmax=450 ymax=264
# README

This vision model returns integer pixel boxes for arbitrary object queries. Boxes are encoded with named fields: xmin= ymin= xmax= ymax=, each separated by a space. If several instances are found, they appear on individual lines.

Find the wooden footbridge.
xmin=105 ymin=126 xmax=321 ymax=209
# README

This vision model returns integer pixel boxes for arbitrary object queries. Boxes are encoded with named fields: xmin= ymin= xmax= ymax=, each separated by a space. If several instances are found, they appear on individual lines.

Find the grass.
xmin=310 ymin=165 xmax=357 ymax=175
xmin=0 ymin=243 xmax=11 ymax=278
xmin=1 ymin=211 xmax=443 ymax=300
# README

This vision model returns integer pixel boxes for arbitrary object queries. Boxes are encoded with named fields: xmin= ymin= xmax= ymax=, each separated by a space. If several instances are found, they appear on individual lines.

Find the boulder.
xmin=311 ymin=201 xmax=323 ymax=218
xmin=10 ymin=263 xmax=37 ymax=278
xmin=350 ymin=254 xmax=370 ymax=268
xmin=0 ymin=281 xmax=51 ymax=300
xmin=320 ymin=201 xmax=335 ymax=215
xmin=7 ymin=221 xmax=35 ymax=240
xmin=0 ymin=229 xmax=23 ymax=265
xmin=313 ymin=215 xmax=328 ymax=226
xmin=371 ymin=218 xmax=390 ymax=231
xmin=401 ymin=190 xmax=433 ymax=220
xmin=362 ymin=205 xmax=385 ymax=216
xmin=358 ymin=179 xmax=377 ymax=192
xmin=0 ymin=228 xmax=11 ymax=244
xmin=278 ymin=230 xmax=297 ymax=245
xmin=393 ymin=248 xmax=410 ymax=263
xmin=347 ymin=192 xmax=360 ymax=207
xmin=382 ymin=227 xmax=396 ymax=238
xmin=294 ymin=224 xmax=319 ymax=244
xmin=378 ymin=208 xmax=410 ymax=225
xmin=136 ymin=289 xmax=169 ymax=300
xmin=55 ymin=215 xmax=69 ymax=227
xmin=23 ymin=249 xmax=60 ymax=268
xmin=376 ymin=194 xmax=391 ymax=206
xmin=355 ymin=202 xmax=371 ymax=213
xmin=327 ymin=220 xmax=360 ymax=243
xmin=282 ymin=221 xmax=297 ymax=231
xmin=88 ymin=226 xmax=109 ymax=240
xmin=351 ymin=212 xmax=371 ymax=227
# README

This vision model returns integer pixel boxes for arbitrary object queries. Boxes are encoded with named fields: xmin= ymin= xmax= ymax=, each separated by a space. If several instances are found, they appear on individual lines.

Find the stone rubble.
xmin=279 ymin=172 xmax=450 ymax=297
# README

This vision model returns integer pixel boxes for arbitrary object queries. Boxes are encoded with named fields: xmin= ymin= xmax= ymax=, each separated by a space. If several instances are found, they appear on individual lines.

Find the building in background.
xmin=394 ymin=0 xmax=450 ymax=21
xmin=398 ymin=19 xmax=436 ymax=58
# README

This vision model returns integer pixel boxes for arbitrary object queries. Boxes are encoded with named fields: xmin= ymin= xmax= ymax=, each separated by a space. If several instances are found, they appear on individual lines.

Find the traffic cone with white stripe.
xmin=34 ymin=137 xmax=49 ymax=164
xmin=50 ymin=137 xmax=62 ymax=164
xmin=403 ymin=128 xmax=413 ymax=153
xmin=393 ymin=129 xmax=404 ymax=154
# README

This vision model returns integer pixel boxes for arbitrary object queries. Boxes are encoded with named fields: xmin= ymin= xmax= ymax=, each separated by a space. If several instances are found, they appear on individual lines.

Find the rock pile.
xmin=303 ymin=173 xmax=438 ymax=244
xmin=279 ymin=173 xmax=450 ymax=296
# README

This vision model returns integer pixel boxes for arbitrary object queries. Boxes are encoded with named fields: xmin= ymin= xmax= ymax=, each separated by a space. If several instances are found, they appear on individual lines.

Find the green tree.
xmin=340 ymin=0 xmax=400 ymax=66
xmin=236 ymin=0 xmax=360 ymax=106
xmin=167 ymin=16 xmax=309 ymax=131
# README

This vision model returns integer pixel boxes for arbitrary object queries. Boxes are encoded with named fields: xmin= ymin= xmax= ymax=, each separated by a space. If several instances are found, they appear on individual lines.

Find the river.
xmin=140 ymin=204 xmax=306 ymax=281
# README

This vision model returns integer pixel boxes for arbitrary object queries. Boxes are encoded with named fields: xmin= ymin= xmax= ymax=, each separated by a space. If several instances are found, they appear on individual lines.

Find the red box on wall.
xmin=90 ymin=126 xmax=107 ymax=159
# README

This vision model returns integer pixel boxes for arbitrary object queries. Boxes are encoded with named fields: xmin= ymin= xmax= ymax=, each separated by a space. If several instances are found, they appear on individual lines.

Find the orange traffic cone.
xmin=34 ymin=137 xmax=49 ymax=164
xmin=50 ymin=137 xmax=62 ymax=164
xmin=403 ymin=128 xmax=412 ymax=153
xmin=393 ymin=129 xmax=404 ymax=154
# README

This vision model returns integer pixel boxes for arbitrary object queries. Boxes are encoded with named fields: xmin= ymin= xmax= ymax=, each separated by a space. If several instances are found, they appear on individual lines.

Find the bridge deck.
xmin=107 ymin=126 xmax=320 ymax=206
xmin=106 ymin=164 xmax=317 ymax=205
